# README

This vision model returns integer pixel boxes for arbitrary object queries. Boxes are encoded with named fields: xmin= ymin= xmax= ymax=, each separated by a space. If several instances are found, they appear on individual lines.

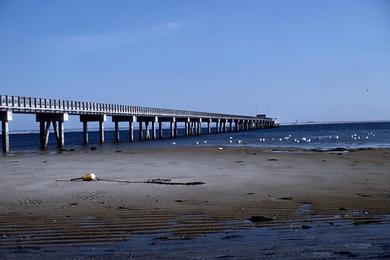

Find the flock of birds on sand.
xmin=170 ymin=132 xmax=376 ymax=146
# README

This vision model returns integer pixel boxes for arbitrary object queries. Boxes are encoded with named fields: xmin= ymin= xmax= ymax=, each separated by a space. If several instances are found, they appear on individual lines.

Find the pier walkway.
xmin=0 ymin=95 xmax=277 ymax=153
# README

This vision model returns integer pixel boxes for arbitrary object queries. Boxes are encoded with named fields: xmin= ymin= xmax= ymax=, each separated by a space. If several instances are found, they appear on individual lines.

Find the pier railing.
xmin=0 ymin=95 xmax=259 ymax=120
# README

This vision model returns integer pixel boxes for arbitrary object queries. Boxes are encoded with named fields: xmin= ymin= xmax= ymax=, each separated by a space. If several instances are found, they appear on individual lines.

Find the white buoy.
xmin=82 ymin=173 xmax=96 ymax=181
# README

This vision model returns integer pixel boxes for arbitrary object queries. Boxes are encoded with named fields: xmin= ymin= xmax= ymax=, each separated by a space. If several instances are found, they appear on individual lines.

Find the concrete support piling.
xmin=0 ymin=111 xmax=12 ymax=153
xmin=170 ymin=122 xmax=174 ymax=137
xmin=171 ymin=117 xmax=176 ymax=137
xmin=152 ymin=121 xmax=156 ymax=139
xmin=99 ymin=120 xmax=105 ymax=144
xmin=185 ymin=121 xmax=189 ymax=136
xmin=207 ymin=119 xmax=211 ymax=134
xmin=139 ymin=122 xmax=143 ymax=141
xmin=194 ymin=122 xmax=198 ymax=135
xmin=58 ymin=121 xmax=64 ymax=149
xmin=114 ymin=121 xmax=120 ymax=143
xmin=129 ymin=121 xmax=134 ymax=142
xmin=145 ymin=121 xmax=150 ymax=140
xmin=43 ymin=122 xmax=50 ymax=150
xmin=1 ymin=121 xmax=9 ymax=153
xmin=159 ymin=122 xmax=163 ymax=139
xmin=83 ymin=121 xmax=88 ymax=145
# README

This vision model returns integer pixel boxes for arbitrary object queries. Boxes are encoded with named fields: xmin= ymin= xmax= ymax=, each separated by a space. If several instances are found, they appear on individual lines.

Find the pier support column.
xmin=139 ymin=121 xmax=143 ymax=141
xmin=216 ymin=119 xmax=220 ymax=133
xmin=189 ymin=122 xmax=193 ymax=135
xmin=129 ymin=121 xmax=134 ymax=142
xmin=207 ymin=119 xmax=212 ymax=134
xmin=38 ymin=113 xmax=69 ymax=150
xmin=83 ymin=121 xmax=88 ymax=144
xmin=174 ymin=121 xmax=178 ymax=137
xmin=185 ymin=120 xmax=189 ymax=136
xmin=223 ymin=120 xmax=227 ymax=133
xmin=152 ymin=121 xmax=156 ymax=139
xmin=57 ymin=121 xmax=64 ymax=149
xmin=170 ymin=117 xmax=176 ymax=138
xmin=229 ymin=120 xmax=233 ymax=132
xmin=99 ymin=121 xmax=105 ymax=144
xmin=194 ymin=121 xmax=199 ymax=135
xmin=159 ymin=122 xmax=163 ymax=139
xmin=198 ymin=118 xmax=202 ymax=135
xmin=1 ymin=111 xmax=12 ymax=153
xmin=145 ymin=121 xmax=150 ymax=140
xmin=114 ymin=121 xmax=120 ymax=143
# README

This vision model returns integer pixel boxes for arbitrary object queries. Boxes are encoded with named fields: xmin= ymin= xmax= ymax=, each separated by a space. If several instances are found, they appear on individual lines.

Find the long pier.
xmin=0 ymin=95 xmax=278 ymax=153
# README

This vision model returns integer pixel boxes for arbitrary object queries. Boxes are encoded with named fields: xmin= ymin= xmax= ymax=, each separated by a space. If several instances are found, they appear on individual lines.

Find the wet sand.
xmin=0 ymin=146 xmax=389 ymax=258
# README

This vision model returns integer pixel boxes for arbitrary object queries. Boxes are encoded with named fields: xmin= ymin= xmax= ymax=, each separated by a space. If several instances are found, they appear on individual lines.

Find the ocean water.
xmin=3 ymin=122 xmax=390 ymax=152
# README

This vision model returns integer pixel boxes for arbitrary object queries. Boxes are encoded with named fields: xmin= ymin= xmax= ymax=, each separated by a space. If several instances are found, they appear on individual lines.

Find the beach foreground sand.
xmin=0 ymin=146 xmax=389 ymax=258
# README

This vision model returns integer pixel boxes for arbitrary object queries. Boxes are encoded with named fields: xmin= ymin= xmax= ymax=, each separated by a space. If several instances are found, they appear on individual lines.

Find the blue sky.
xmin=0 ymin=0 xmax=389 ymax=129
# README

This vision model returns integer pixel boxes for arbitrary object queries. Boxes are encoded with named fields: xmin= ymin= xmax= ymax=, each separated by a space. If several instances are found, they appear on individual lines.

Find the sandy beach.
xmin=0 ymin=146 xmax=389 ymax=258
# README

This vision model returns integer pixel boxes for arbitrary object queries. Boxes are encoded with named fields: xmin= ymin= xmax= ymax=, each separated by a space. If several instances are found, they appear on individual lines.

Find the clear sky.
xmin=0 ymin=0 xmax=389 ymax=129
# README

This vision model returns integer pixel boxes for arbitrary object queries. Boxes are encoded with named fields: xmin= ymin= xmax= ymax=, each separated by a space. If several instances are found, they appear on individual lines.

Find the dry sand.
xmin=0 ymin=146 xmax=389 ymax=258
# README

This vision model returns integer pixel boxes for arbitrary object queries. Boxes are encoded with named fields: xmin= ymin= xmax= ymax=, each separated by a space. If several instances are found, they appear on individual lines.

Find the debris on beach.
xmin=301 ymin=225 xmax=312 ymax=229
xmin=249 ymin=216 xmax=273 ymax=223
xmin=278 ymin=197 xmax=293 ymax=200
xmin=218 ymin=147 xmax=224 ymax=150
xmin=57 ymin=175 xmax=205 ymax=185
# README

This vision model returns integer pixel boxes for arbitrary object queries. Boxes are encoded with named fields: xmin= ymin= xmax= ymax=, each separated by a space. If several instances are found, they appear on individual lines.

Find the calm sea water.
xmin=4 ymin=122 xmax=390 ymax=152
